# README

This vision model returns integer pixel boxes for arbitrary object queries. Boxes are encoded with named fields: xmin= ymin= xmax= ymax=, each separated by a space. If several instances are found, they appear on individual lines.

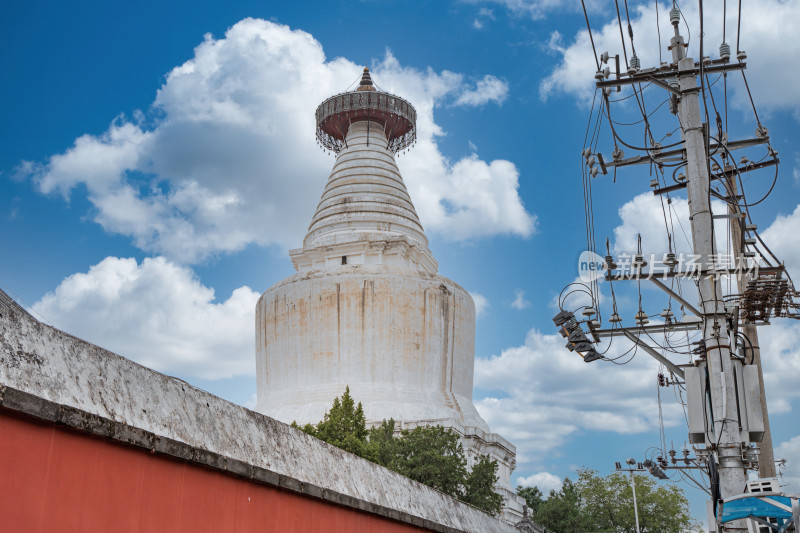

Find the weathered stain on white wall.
xmin=255 ymin=267 xmax=483 ymax=430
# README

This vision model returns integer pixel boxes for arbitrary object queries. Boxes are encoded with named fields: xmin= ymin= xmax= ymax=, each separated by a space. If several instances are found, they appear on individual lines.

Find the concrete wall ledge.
xmin=0 ymin=389 xmax=466 ymax=533
xmin=0 ymin=295 xmax=517 ymax=533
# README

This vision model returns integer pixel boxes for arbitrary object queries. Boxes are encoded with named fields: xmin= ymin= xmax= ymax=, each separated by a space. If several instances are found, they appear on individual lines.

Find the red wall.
xmin=0 ymin=410 xmax=430 ymax=533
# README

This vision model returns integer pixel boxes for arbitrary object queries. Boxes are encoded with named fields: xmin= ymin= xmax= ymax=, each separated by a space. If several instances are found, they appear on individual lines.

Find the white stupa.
xmin=255 ymin=68 xmax=523 ymax=519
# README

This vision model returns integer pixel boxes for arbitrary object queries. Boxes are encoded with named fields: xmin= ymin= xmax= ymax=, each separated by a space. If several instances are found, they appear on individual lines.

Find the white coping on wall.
xmin=0 ymin=293 xmax=517 ymax=533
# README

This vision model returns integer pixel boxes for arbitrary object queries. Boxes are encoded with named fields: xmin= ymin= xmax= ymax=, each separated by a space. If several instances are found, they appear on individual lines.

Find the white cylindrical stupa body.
xmin=255 ymin=70 xmax=523 ymax=519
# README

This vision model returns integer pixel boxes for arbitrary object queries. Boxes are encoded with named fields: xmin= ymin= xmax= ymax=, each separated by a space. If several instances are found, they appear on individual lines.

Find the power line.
xmin=581 ymin=0 xmax=601 ymax=70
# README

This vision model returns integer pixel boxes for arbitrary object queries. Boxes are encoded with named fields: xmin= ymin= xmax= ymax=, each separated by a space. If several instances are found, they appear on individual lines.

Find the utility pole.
xmin=726 ymin=175 xmax=776 ymax=478
xmin=668 ymin=11 xmax=748 ymax=516
xmin=556 ymin=3 xmax=799 ymax=531
xmin=553 ymin=6 xmax=800 ymax=531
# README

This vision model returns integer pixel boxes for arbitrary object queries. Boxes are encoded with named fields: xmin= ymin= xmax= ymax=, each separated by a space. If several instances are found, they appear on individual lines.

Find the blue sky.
xmin=4 ymin=0 xmax=800 ymax=524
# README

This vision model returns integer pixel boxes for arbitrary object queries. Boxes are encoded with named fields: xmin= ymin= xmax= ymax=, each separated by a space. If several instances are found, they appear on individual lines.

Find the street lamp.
xmin=615 ymin=458 xmax=642 ymax=533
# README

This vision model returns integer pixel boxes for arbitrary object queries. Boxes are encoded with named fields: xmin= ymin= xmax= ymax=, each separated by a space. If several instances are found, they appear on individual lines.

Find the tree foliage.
xmin=536 ymin=478 xmax=595 ymax=532
xmin=516 ymin=468 xmax=697 ymax=533
xmin=391 ymin=424 xmax=468 ymax=496
xmin=294 ymin=388 xmax=504 ymax=516
xmin=517 ymin=485 xmax=544 ymax=515
xmin=293 ymin=386 xmax=368 ymax=457
xmin=577 ymin=468 xmax=695 ymax=533
xmin=462 ymin=455 xmax=504 ymax=516
xmin=365 ymin=418 xmax=398 ymax=466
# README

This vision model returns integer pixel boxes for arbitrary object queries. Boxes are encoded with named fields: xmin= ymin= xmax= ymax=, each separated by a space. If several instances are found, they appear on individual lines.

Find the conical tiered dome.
xmin=306 ymin=123 xmax=426 ymax=249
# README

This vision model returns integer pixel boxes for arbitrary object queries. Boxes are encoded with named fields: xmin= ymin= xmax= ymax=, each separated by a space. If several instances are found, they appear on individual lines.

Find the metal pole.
xmin=622 ymin=329 xmax=686 ymax=379
xmin=726 ymin=176 xmax=776 ymax=478
xmin=670 ymin=15 xmax=747 ymax=529
xmin=630 ymin=470 xmax=641 ymax=533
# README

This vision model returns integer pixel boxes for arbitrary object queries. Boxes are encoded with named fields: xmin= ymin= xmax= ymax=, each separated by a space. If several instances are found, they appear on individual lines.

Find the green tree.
xmin=534 ymin=478 xmax=594 ymax=533
xmin=295 ymin=388 xmax=505 ymax=516
xmin=516 ymin=485 xmax=544 ymax=515
xmin=365 ymin=418 xmax=398 ymax=467
xmin=291 ymin=421 xmax=318 ymax=435
xmin=293 ymin=386 xmax=368 ymax=458
xmin=517 ymin=468 xmax=697 ymax=533
xmin=576 ymin=468 xmax=695 ymax=533
xmin=391 ymin=425 xmax=468 ymax=498
xmin=462 ymin=455 xmax=503 ymax=516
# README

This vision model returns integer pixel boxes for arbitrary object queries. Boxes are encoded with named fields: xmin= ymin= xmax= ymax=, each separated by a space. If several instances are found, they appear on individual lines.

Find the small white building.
xmin=255 ymin=68 xmax=524 ymax=521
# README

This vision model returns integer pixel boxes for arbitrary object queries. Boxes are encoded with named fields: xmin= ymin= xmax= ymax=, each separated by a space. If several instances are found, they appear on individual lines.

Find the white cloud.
xmin=759 ymin=321 xmax=800 ymax=414
xmin=23 ymin=19 xmax=532 ymax=263
xmin=546 ymin=31 xmax=565 ymax=54
xmin=454 ymin=75 xmax=509 ymax=107
xmin=35 ymin=121 xmax=152 ymax=197
xmin=32 ymin=256 xmax=259 ymax=380
xmin=540 ymin=0 xmax=800 ymax=119
xmin=516 ymin=471 xmax=563 ymax=493
xmin=613 ymin=193 xmax=730 ymax=257
xmin=470 ymin=291 xmax=490 ymax=318
xmin=758 ymin=203 xmax=800 ymax=414
xmin=776 ymin=435 xmax=800 ymax=489
xmin=762 ymin=204 xmax=800 ymax=276
xmin=462 ymin=0 xmax=582 ymax=20
xmin=793 ymin=154 xmax=800 ymax=184
xmin=472 ymin=7 xmax=496 ymax=29
xmin=511 ymin=288 xmax=531 ymax=310
xmin=400 ymin=152 xmax=535 ymax=240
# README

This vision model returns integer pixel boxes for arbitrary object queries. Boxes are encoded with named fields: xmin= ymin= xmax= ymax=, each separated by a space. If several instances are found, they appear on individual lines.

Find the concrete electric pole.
xmin=669 ymin=14 xmax=748 ymax=520
xmin=555 ymin=2 xmax=800 ymax=531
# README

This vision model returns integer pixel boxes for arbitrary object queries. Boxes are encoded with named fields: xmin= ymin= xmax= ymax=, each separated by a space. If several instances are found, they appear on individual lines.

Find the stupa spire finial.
xmin=356 ymin=67 xmax=375 ymax=92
